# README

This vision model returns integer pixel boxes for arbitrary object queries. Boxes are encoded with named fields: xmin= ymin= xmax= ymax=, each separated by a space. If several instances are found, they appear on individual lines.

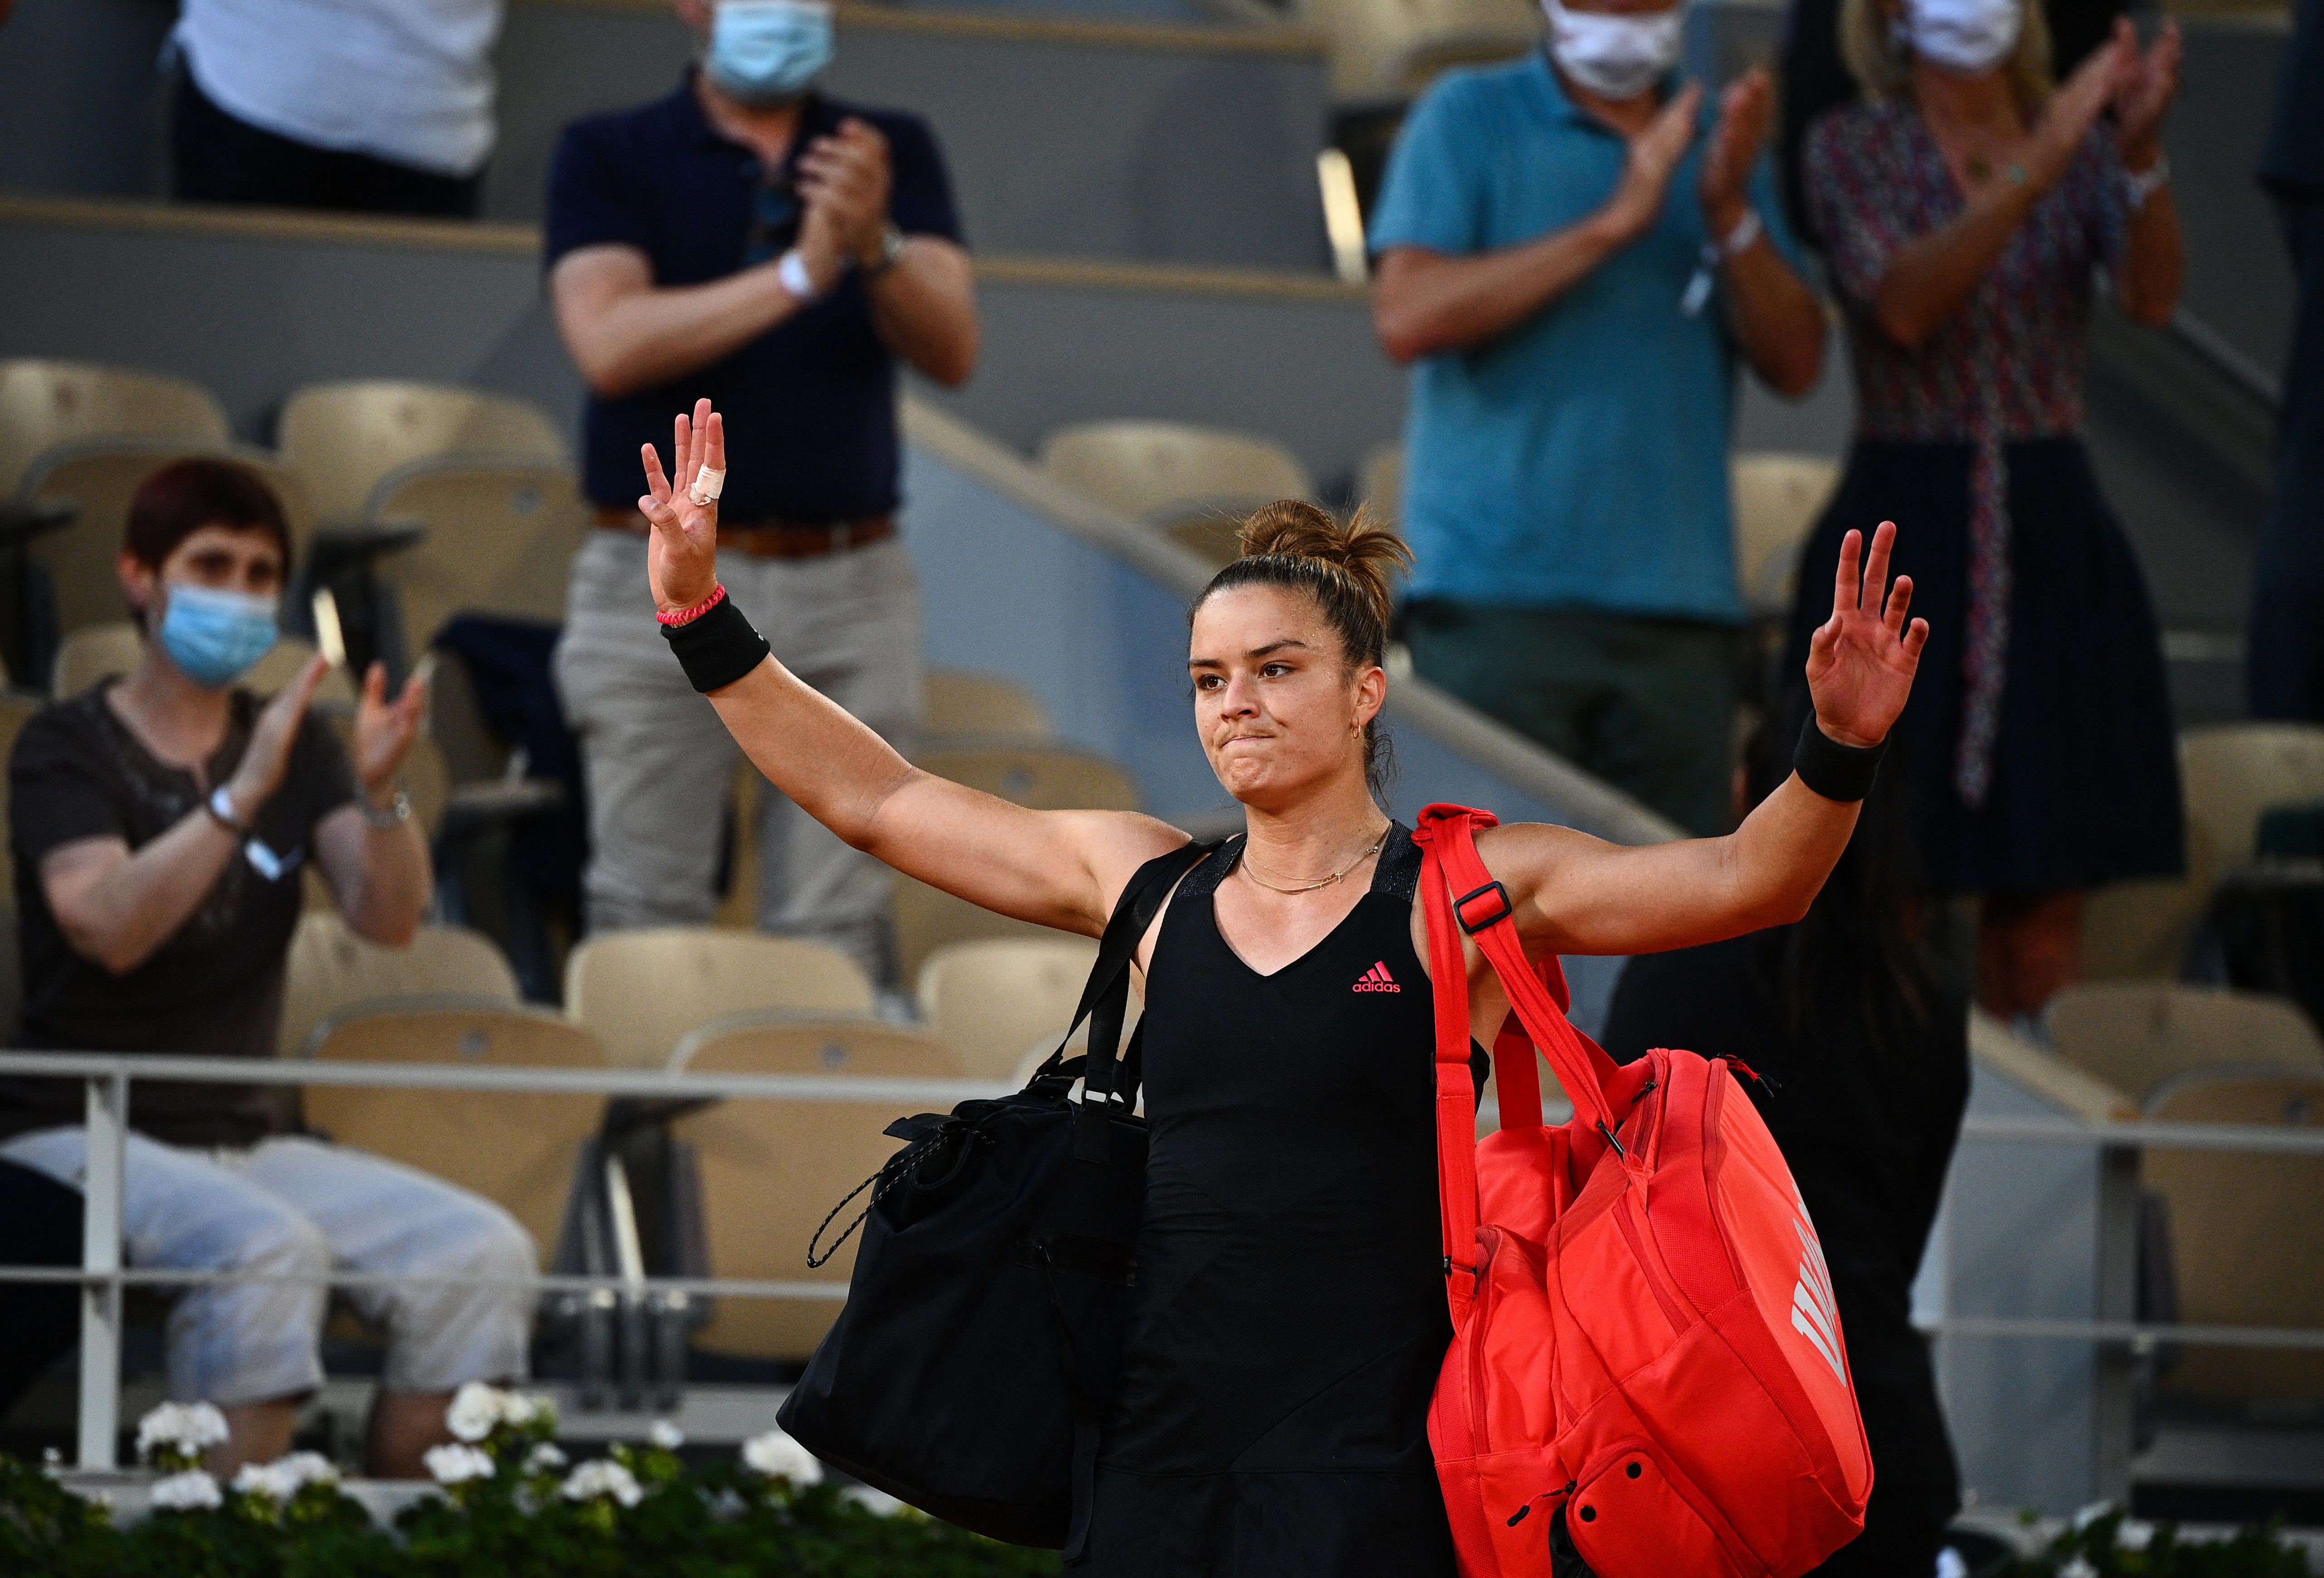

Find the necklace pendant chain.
xmin=1240 ymin=825 xmax=1390 ymax=896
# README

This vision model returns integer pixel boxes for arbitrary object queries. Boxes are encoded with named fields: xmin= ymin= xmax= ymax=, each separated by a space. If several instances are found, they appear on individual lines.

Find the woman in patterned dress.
xmin=1787 ymin=0 xmax=2187 ymax=1020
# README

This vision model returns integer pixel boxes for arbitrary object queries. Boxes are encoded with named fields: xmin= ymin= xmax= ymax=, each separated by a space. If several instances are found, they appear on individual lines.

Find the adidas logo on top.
xmin=1352 ymin=961 xmax=1401 ymax=993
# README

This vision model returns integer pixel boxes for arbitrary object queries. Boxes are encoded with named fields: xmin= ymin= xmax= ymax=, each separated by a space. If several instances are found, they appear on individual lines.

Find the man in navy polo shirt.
xmin=1368 ymin=0 xmax=1823 ymax=836
xmin=546 ymin=0 xmax=977 ymax=981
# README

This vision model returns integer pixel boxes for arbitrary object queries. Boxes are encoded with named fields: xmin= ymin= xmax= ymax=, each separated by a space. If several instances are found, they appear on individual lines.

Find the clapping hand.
xmin=353 ymin=660 xmax=428 ymax=802
xmin=639 ymin=397 xmax=724 ymax=615
xmin=799 ymin=117 xmax=894 ymax=272
xmin=1698 ymin=67 xmax=1773 ymax=235
xmin=1804 ymin=522 xmax=1927 ymax=749
xmin=224 ymin=654 xmax=330 ymax=820
xmin=1605 ymin=83 xmax=1702 ymax=243
xmin=2108 ymin=16 xmax=2181 ymax=169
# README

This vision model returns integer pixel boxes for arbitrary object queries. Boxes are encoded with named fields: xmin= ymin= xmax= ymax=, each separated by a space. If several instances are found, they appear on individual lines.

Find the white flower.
xmin=501 ymin=1391 xmax=544 ymax=1428
xmin=2071 ymin=1500 xmax=2116 ymax=1532
xmin=740 ymin=1429 xmax=822 ymax=1485
xmin=648 ymin=1420 xmax=685 ymax=1451
xmin=423 ymin=1443 xmax=497 ymax=1485
xmin=524 ymin=1441 xmax=568 ymax=1475
xmin=446 ymin=1381 xmax=505 ymax=1443
xmin=136 ymin=1401 xmax=230 ymax=1459
xmin=232 ymin=1461 xmax=297 ymax=1503
xmin=2061 ymin=1560 xmax=2098 ymax=1578
xmin=841 ymin=1484 xmax=905 ymax=1516
xmin=560 ymin=1458 xmax=643 ymax=1508
xmin=149 ymin=1470 xmax=223 ymax=1512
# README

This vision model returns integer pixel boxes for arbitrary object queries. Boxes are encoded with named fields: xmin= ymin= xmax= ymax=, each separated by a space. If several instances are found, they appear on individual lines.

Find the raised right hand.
xmin=2025 ymin=27 xmax=2129 ymax=191
xmin=224 ymin=654 xmax=329 ymax=822
xmin=639 ymin=397 xmax=724 ymax=614
xmin=1605 ymin=83 xmax=1702 ymax=242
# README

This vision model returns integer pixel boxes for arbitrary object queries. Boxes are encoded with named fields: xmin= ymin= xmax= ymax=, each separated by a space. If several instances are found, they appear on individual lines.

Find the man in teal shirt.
xmin=1370 ymin=0 xmax=1824 ymax=834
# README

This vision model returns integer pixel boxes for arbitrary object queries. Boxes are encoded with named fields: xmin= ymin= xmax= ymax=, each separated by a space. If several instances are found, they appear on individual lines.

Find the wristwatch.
xmin=863 ymin=222 xmax=908 ymax=279
xmin=363 ymin=789 xmax=412 ymax=828
xmin=206 ymin=784 xmax=248 ymax=837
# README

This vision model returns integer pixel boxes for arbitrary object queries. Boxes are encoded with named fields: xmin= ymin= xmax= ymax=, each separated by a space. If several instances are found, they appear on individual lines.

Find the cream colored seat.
xmin=893 ymin=748 xmax=1142 ymax=981
xmin=2046 ymin=983 xmax=2324 ymax=1106
xmin=564 ymin=926 xmax=877 ymax=1068
xmin=669 ymin=1019 xmax=964 ymax=1360
xmin=22 ymin=442 xmax=316 ymax=638
xmin=1301 ymin=0 xmax=1540 ymax=106
xmin=0 ymin=361 xmax=228 ymax=497
xmin=52 ymin=623 xmax=356 ymax=710
xmin=367 ymin=460 xmax=590 ymax=653
xmin=917 ymin=936 xmax=1102 ymax=1078
xmin=923 ymin=669 xmax=1054 ymax=747
xmin=1731 ymin=453 xmax=1840 ymax=619
xmin=301 ymin=1005 xmax=608 ymax=1251
xmin=279 ymin=911 xmax=520 ymax=1056
xmin=1358 ymin=442 xmax=1403 ymax=531
xmin=1039 ymin=421 xmax=1314 ymax=567
xmin=2085 ymin=724 xmax=2324 ymax=981
xmin=2143 ymin=1071 xmax=2324 ymax=1405
xmin=278 ymin=380 xmax=566 ymax=525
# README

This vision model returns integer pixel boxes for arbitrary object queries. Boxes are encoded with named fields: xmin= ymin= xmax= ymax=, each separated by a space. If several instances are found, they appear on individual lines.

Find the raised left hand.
xmin=799 ymin=117 xmax=893 ymax=270
xmin=353 ymin=659 xmax=428 ymax=801
xmin=2109 ymin=16 xmax=2181 ymax=170
xmin=1804 ymin=520 xmax=1927 ymax=748
xmin=1697 ymin=67 xmax=1773 ymax=237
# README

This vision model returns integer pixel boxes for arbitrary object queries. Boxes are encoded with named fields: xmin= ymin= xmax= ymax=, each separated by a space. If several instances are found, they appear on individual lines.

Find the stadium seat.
xmin=2047 ymin=983 xmax=2324 ymax=1105
xmin=278 ymin=380 xmax=567 ymax=524
xmin=1038 ymin=421 xmax=1314 ymax=567
xmin=917 ymin=935 xmax=1102 ymax=1078
xmin=300 ymin=1004 xmax=608 ymax=1252
xmin=22 ymin=441 xmax=316 ymax=637
xmin=667 ymin=1019 xmax=963 ymax=1360
xmin=564 ymin=926 xmax=877 ymax=1068
xmin=923 ymin=668 xmax=1054 ymax=746
xmin=2143 ymin=1070 xmax=2324 ymax=1405
xmin=0 ymin=360 xmax=228 ymax=497
xmin=1731 ymin=452 xmax=1840 ymax=619
xmin=52 ymin=622 xmax=356 ymax=710
xmin=2084 ymin=725 xmax=2324 ymax=982
xmin=1301 ymin=0 xmax=1540 ymax=106
xmin=893 ymin=746 xmax=1142 ymax=980
xmin=1357 ymin=442 xmax=1403 ymax=530
xmin=278 ymin=911 xmax=521 ymax=1055
xmin=367 ymin=460 xmax=590 ymax=654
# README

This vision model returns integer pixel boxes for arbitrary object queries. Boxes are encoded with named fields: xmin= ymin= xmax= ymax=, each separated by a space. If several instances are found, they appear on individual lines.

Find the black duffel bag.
xmin=776 ymin=840 xmax=1216 ymax=1551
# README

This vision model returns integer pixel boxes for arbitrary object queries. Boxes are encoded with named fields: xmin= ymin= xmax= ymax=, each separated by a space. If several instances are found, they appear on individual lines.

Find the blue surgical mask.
xmin=157 ymin=582 xmax=279 ymax=689
xmin=706 ymin=0 xmax=834 ymax=106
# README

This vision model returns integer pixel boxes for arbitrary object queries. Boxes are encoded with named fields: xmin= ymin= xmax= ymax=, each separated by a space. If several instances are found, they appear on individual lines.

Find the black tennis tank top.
xmin=1072 ymin=825 xmax=1464 ymax=1577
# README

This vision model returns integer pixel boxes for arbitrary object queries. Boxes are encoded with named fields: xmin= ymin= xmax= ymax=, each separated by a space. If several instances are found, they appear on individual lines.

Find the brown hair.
xmin=1191 ymin=500 xmax=1413 ymax=799
xmin=124 ymin=458 xmax=291 ymax=573
xmin=1839 ymin=0 xmax=2054 ymax=115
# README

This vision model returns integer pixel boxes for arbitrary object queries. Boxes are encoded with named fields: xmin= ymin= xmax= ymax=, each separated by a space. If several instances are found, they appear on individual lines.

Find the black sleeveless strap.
xmin=1172 ymin=834 xmax=1242 ymax=900
xmin=1373 ymin=822 xmax=1419 ymax=902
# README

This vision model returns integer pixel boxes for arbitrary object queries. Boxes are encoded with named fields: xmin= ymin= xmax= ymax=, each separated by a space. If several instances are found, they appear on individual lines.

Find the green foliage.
xmin=2006 ymin=1508 xmax=2314 ymax=1578
xmin=0 ymin=1451 xmax=1064 ymax=1578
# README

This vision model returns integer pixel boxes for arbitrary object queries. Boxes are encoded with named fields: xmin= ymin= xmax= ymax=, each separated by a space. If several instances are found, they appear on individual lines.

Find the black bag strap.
xmin=1035 ymin=838 xmax=1221 ymax=1160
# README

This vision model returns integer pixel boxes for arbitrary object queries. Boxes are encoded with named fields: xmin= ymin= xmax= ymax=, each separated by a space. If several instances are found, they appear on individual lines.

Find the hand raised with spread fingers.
xmin=1804 ymin=520 xmax=1928 ymax=748
xmin=639 ymin=397 xmax=723 ymax=615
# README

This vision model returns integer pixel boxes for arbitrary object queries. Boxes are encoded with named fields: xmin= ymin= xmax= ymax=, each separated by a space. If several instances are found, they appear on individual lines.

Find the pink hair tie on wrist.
xmin=657 ymin=583 xmax=728 ymax=627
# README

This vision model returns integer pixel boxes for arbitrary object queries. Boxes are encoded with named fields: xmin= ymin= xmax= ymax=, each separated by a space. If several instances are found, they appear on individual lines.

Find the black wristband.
xmin=1794 ymin=715 xmax=1887 ymax=802
xmin=662 ymin=595 xmax=771 ymax=694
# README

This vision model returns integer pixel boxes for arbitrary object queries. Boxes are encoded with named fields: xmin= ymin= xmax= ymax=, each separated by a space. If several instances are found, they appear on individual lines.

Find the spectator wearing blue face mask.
xmin=545 ymin=0 xmax=978 ymax=983
xmin=0 ymin=459 xmax=538 ymax=1480
xmin=1369 ymin=0 xmax=1827 ymax=837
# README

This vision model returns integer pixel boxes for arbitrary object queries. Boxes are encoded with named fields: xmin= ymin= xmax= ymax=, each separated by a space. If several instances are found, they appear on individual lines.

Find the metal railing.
xmin=0 ymin=1051 xmax=2319 ymax=1489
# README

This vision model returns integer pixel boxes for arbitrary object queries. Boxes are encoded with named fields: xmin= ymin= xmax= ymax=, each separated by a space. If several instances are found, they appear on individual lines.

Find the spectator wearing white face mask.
xmin=1368 ymin=0 xmax=1827 ymax=838
xmin=1786 ymin=0 xmax=2185 ymax=1024
xmin=544 ymin=0 xmax=978 ymax=980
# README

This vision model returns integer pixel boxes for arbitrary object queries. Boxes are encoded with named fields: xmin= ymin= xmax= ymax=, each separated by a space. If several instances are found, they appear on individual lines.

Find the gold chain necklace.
xmin=1240 ymin=824 xmax=1390 ymax=896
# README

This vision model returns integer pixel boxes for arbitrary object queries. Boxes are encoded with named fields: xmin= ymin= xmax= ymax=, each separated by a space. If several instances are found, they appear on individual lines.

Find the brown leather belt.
xmin=593 ymin=506 xmax=895 ymax=560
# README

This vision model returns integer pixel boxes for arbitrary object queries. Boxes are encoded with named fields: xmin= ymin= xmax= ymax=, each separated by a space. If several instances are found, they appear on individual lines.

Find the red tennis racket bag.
xmin=1413 ymin=805 xmax=1872 ymax=1578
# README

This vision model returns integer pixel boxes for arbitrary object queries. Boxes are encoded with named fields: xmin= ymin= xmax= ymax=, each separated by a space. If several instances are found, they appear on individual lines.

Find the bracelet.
xmin=206 ymin=784 xmax=249 ymax=837
xmin=362 ymin=789 xmax=412 ymax=828
xmin=662 ymin=593 xmax=771 ymax=694
xmin=1793 ymin=715 xmax=1888 ymax=803
xmin=657 ymin=583 xmax=728 ymax=627
xmin=777 ymin=247 xmax=820 ymax=304
xmin=1679 ymin=211 xmax=1760 ymax=317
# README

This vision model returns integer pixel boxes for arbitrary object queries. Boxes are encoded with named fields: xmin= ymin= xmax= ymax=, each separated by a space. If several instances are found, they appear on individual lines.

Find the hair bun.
xmin=1235 ymin=500 xmax=1411 ymax=633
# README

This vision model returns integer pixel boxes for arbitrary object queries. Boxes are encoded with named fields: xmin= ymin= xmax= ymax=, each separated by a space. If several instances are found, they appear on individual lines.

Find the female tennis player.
xmin=638 ymin=398 xmax=1926 ymax=1576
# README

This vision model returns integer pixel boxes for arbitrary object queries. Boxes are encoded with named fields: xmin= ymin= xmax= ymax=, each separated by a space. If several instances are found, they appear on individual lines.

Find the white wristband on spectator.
xmin=777 ymin=247 xmax=820 ymax=304
xmin=1680 ymin=208 xmax=1764 ymax=317
xmin=690 ymin=465 xmax=726 ymax=507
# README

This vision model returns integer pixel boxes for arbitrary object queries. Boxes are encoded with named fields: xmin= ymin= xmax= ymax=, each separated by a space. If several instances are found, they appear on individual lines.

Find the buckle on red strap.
xmin=1455 ymin=880 xmax=1512 ymax=935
